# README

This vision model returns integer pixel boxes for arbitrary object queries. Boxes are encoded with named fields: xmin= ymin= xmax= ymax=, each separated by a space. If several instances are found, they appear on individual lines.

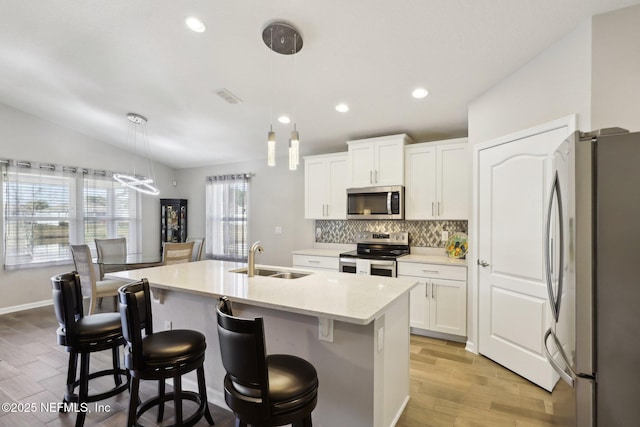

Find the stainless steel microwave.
xmin=346 ymin=186 xmax=404 ymax=219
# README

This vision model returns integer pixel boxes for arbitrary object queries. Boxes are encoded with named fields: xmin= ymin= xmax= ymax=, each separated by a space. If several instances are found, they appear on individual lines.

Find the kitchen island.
xmin=107 ymin=260 xmax=417 ymax=427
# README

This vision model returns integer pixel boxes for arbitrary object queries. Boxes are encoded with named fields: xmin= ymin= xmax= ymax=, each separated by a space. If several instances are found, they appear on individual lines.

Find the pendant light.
xmin=262 ymin=21 xmax=303 ymax=169
xmin=113 ymin=113 xmax=160 ymax=196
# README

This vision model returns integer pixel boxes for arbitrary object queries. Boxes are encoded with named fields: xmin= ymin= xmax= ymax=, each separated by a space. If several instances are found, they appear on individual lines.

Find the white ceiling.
xmin=1 ymin=0 xmax=638 ymax=169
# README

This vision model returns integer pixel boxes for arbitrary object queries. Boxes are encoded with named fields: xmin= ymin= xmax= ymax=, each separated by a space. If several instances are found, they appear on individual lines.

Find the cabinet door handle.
xmin=370 ymin=170 xmax=373 ymax=184
xmin=432 ymin=282 xmax=436 ymax=299
xmin=374 ymin=169 xmax=378 ymax=183
xmin=478 ymin=260 xmax=490 ymax=267
xmin=325 ymin=204 xmax=329 ymax=217
xmin=425 ymin=281 xmax=429 ymax=298
xmin=432 ymin=202 xmax=435 ymax=217
xmin=438 ymin=202 xmax=441 ymax=216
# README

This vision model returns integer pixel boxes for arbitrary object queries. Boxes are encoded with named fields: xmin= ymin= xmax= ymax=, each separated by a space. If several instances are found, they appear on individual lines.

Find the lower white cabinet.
xmin=292 ymin=254 xmax=339 ymax=272
xmin=398 ymin=262 xmax=467 ymax=337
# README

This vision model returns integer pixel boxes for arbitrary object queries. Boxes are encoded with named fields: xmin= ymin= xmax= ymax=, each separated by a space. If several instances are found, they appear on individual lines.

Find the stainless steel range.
xmin=339 ymin=231 xmax=409 ymax=277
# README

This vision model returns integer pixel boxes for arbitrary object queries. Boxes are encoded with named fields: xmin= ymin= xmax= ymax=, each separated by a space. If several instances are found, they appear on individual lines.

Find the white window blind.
xmin=83 ymin=171 xmax=140 ymax=255
xmin=205 ymin=174 xmax=250 ymax=261
xmin=2 ymin=162 xmax=77 ymax=269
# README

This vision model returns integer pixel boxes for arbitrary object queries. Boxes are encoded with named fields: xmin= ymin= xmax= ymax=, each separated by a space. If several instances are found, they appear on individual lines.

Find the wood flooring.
xmin=0 ymin=302 xmax=569 ymax=426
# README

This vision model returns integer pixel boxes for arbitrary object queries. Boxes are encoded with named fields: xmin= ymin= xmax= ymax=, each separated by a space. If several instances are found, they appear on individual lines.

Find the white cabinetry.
xmin=304 ymin=153 xmax=347 ymax=219
xmin=398 ymin=261 xmax=467 ymax=337
xmin=347 ymin=134 xmax=412 ymax=188
xmin=292 ymin=254 xmax=339 ymax=272
xmin=405 ymin=138 xmax=469 ymax=219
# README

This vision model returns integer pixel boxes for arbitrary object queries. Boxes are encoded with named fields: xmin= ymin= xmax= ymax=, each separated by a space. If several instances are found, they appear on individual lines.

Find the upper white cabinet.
xmin=304 ymin=153 xmax=347 ymax=219
xmin=405 ymin=138 xmax=469 ymax=219
xmin=347 ymin=134 xmax=412 ymax=188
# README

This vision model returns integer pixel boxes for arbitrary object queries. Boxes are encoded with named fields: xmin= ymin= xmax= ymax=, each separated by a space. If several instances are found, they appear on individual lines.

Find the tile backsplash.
xmin=315 ymin=220 xmax=468 ymax=247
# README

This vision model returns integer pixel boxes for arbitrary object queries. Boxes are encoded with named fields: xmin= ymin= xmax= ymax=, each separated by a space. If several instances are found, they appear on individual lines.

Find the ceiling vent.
xmin=215 ymin=88 xmax=243 ymax=104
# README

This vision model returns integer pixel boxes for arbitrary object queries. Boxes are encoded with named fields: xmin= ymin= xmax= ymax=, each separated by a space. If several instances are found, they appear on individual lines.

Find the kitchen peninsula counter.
xmin=107 ymin=260 xmax=417 ymax=427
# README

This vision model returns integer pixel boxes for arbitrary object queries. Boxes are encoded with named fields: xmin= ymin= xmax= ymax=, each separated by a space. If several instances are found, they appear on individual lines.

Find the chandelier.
xmin=113 ymin=113 xmax=160 ymax=196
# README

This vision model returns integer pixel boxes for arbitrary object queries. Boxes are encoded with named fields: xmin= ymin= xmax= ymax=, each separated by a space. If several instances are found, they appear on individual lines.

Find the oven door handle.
xmin=369 ymin=260 xmax=395 ymax=267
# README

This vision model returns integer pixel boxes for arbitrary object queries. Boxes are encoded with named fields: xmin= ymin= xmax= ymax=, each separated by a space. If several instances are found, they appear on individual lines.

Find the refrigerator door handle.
xmin=545 ymin=171 xmax=565 ymax=322
xmin=543 ymin=328 xmax=576 ymax=387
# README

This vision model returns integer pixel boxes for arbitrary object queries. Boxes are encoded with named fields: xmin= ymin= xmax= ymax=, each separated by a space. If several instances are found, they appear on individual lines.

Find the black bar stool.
xmin=216 ymin=296 xmax=319 ymax=427
xmin=118 ymin=279 xmax=215 ymax=427
xmin=51 ymin=272 xmax=129 ymax=427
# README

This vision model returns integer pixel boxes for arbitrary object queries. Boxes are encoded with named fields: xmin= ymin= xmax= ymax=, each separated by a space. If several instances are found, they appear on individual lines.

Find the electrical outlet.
xmin=164 ymin=320 xmax=172 ymax=331
xmin=275 ymin=226 xmax=282 ymax=235
xmin=441 ymin=230 xmax=449 ymax=242
xmin=315 ymin=227 xmax=322 ymax=239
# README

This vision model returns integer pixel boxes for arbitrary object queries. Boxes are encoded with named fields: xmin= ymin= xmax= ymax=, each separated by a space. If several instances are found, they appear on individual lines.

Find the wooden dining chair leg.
xmin=128 ymin=377 xmax=140 ymax=427
xmin=197 ymin=365 xmax=215 ymax=425
xmin=63 ymin=351 xmax=78 ymax=407
xmin=76 ymin=352 xmax=90 ymax=427
xmin=111 ymin=346 xmax=122 ymax=386
xmin=173 ymin=375 xmax=183 ymax=424
xmin=157 ymin=380 xmax=165 ymax=422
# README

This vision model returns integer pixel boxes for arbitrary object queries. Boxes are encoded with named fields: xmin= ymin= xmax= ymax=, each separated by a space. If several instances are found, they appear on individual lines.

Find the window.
xmin=205 ymin=174 xmax=250 ymax=261
xmin=84 ymin=171 xmax=140 ymax=255
xmin=2 ymin=161 xmax=140 ymax=270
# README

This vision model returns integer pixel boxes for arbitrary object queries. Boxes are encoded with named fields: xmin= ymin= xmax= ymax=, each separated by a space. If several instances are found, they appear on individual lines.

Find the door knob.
xmin=478 ymin=260 xmax=490 ymax=267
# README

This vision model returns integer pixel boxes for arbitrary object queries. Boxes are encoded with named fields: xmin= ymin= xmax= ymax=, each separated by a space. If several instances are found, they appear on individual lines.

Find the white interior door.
xmin=477 ymin=120 xmax=574 ymax=391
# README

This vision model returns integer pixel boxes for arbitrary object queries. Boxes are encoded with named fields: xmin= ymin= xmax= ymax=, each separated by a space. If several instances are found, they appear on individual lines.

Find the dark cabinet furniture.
xmin=160 ymin=199 xmax=187 ymax=252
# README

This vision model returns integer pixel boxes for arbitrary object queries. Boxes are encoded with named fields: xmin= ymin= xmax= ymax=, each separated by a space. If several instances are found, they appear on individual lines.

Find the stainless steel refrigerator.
xmin=544 ymin=128 xmax=640 ymax=426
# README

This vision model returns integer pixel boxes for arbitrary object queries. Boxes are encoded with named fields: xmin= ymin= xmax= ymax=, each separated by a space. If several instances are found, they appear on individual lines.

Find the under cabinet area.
xmin=405 ymin=138 xmax=469 ymax=219
xmin=347 ymin=134 xmax=412 ymax=188
xmin=304 ymin=153 xmax=347 ymax=219
xmin=398 ymin=261 xmax=467 ymax=338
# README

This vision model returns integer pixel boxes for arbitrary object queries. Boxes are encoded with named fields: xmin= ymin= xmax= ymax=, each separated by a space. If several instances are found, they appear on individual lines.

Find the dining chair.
xmin=186 ymin=237 xmax=205 ymax=262
xmin=95 ymin=238 xmax=127 ymax=279
xmin=70 ymin=244 xmax=123 ymax=315
xmin=162 ymin=241 xmax=195 ymax=265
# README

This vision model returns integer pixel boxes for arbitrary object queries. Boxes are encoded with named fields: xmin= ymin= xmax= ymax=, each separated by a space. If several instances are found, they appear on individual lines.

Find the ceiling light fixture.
xmin=335 ymin=103 xmax=349 ymax=113
xmin=262 ymin=21 xmax=303 ymax=170
xmin=113 ymin=113 xmax=160 ymax=196
xmin=185 ymin=17 xmax=206 ymax=33
xmin=412 ymin=88 xmax=429 ymax=99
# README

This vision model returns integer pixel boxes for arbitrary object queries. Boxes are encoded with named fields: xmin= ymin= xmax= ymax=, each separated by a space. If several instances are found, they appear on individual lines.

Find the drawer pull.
xmin=308 ymin=260 xmax=321 ymax=264
xmin=421 ymin=269 xmax=440 ymax=274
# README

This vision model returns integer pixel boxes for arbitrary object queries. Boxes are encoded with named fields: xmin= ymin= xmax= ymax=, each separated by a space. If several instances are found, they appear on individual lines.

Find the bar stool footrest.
xmin=62 ymin=368 xmax=130 ymax=408
xmin=134 ymin=391 xmax=209 ymax=427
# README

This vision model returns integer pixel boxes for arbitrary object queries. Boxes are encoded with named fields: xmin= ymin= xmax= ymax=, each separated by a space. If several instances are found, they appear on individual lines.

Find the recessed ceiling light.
xmin=412 ymin=88 xmax=429 ymax=99
xmin=335 ymin=103 xmax=349 ymax=113
xmin=278 ymin=115 xmax=291 ymax=124
xmin=185 ymin=17 xmax=206 ymax=33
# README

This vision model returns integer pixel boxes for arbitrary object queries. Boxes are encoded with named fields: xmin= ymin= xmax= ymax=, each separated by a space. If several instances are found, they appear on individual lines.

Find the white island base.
xmin=150 ymin=290 xmax=409 ymax=427
xmin=108 ymin=261 xmax=414 ymax=427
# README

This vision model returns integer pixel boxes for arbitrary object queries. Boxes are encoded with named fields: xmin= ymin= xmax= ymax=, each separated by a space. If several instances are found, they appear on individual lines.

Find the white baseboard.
xmin=0 ymin=299 xmax=53 ymax=315
xmin=390 ymin=395 xmax=410 ymax=427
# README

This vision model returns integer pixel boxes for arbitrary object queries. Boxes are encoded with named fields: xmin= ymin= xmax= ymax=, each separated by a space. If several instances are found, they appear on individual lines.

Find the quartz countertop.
xmin=106 ymin=260 xmax=418 ymax=325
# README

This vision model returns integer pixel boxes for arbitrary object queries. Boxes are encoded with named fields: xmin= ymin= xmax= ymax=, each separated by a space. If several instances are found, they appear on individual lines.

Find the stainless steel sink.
xmin=230 ymin=267 xmax=310 ymax=279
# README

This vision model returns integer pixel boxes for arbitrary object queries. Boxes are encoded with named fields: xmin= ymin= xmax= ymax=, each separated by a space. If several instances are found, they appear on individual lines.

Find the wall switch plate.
xmin=441 ymin=230 xmax=449 ymax=242
xmin=275 ymin=226 xmax=282 ymax=235
xmin=164 ymin=320 xmax=172 ymax=331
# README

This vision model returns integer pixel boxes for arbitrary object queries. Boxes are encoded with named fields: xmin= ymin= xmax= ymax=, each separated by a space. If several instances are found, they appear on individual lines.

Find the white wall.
xmin=591 ymin=4 xmax=640 ymax=132
xmin=0 ymin=103 xmax=176 ymax=311
xmin=174 ymin=156 xmax=314 ymax=267
xmin=468 ymin=21 xmax=592 ymax=144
